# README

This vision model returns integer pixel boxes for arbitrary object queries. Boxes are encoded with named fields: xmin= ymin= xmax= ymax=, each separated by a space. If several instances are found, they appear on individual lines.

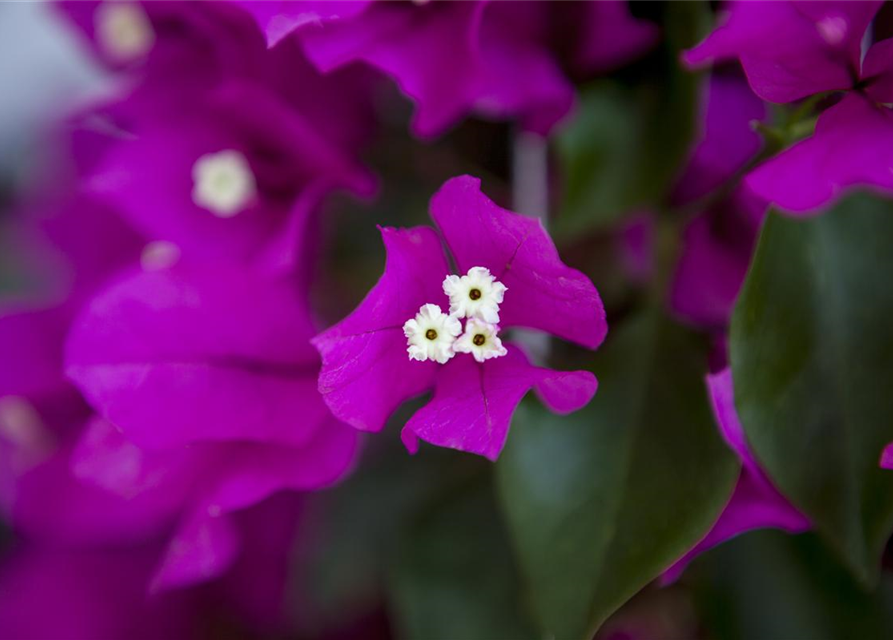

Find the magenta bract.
xmin=313 ymin=176 xmax=606 ymax=460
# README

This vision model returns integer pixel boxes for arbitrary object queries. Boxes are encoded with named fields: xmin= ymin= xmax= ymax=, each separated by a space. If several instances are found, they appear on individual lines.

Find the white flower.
xmin=192 ymin=150 xmax=257 ymax=218
xmin=0 ymin=396 xmax=55 ymax=469
xmin=95 ymin=3 xmax=155 ymax=63
xmin=453 ymin=318 xmax=507 ymax=363
xmin=140 ymin=241 xmax=181 ymax=272
xmin=403 ymin=304 xmax=462 ymax=364
xmin=442 ymin=266 xmax=507 ymax=323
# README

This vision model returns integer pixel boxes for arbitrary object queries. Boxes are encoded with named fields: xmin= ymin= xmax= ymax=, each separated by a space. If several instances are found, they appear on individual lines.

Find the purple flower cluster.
xmin=238 ymin=0 xmax=657 ymax=138
xmin=0 ymin=1 xmax=656 ymax=634
xmin=313 ymin=176 xmax=606 ymax=461
xmin=1 ymin=3 xmax=376 ymax=630
xmin=686 ymin=0 xmax=893 ymax=213
xmin=660 ymin=0 xmax=893 ymax=577
xmin=4 ymin=0 xmax=892 ymax=635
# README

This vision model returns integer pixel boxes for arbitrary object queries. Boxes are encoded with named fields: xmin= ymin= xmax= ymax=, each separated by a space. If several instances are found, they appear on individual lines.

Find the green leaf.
xmin=388 ymin=481 xmax=539 ymax=640
xmin=497 ymin=311 xmax=739 ymax=640
xmin=554 ymin=2 xmax=707 ymax=238
xmin=691 ymin=530 xmax=893 ymax=640
xmin=295 ymin=430 xmax=485 ymax=634
xmin=731 ymin=192 xmax=893 ymax=585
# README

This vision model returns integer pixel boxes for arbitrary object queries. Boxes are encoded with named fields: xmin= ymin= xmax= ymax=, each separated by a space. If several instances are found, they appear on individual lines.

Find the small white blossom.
xmin=442 ymin=266 xmax=507 ymax=323
xmin=0 ymin=396 xmax=55 ymax=469
xmin=140 ymin=241 xmax=181 ymax=272
xmin=816 ymin=15 xmax=847 ymax=45
xmin=403 ymin=304 xmax=462 ymax=364
xmin=453 ymin=318 xmax=507 ymax=363
xmin=95 ymin=3 xmax=155 ymax=63
xmin=192 ymin=150 xmax=257 ymax=218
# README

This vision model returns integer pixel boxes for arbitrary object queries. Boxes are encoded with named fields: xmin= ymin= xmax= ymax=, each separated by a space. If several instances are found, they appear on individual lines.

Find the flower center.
xmin=95 ymin=3 xmax=155 ymax=62
xmin=442 ymin=267 xmax=507 ymax=324
xmin=140 ymin=241 xmax=181 ymax=272
xmin=453 ymin=318 xmax=508 ymax=363
xmin=191 ymin=150 xmax=257 ymax=218
xmin=816 ymin=15 xmax=847 ymax=46
xmin=403 ymin=304 xmax=462 ymax=364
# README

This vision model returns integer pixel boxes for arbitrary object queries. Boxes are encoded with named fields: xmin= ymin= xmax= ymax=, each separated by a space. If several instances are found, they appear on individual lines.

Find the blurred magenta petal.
xmin=65 ymin=264 xmax=328 ymax=449
xmin=234 ymin=0 xmax=372 ymax=47
xmin=672 ymin=71 xmax=767 ymax=205
xmin=199 ymin=421 xmax=358 ymax=516
xmin=474 ymin=4 xmax=574 ymax=136
xmin=86 ymin=82 xmax=372 ymax=263
xmin=150 ymin=509 xmax=240 ymax=593
xmin=572 ymin=0 xmax=658 ymax=73
xmin=670 ymin=188 xmax=765 ymax=328
xmin=431 ymin=175 xmax=607 ymax=349
xmin=313 ymin=226 xmax=448 ymax=432
xmin=37 ymin=199 xmax=145 ymax=298
xmin=1 ymin=411 xmax=177 ymax=546
xmin=264 ymin=35 xmax=379 ymax=154
xmin=0 ymin=309 xmax=70 ymax=398
xmin=0 ymin=547 xmax=196 ymax=640
xmin=57 ymin=0 xmax=267 ymax=84
xmin=617 ymin=213 xmax=655 ymax=284
xmin=299 ymin=2 xmax=602 ymax=137
xmin=70 ymin=416 xmax=201 ymax=501
xmin=302 ymin=2 xmax=487 ymax=138
xmin=85 ymin=114 xmax=286 ymax=263
xmin=746 ymin=94 xmax=893 ymax=214
xmin=71 ymin=412 xmax=355 ymax=518
xmin=881 ymin=443 xmax=893 ymax=469
xmin=402 ymin=345 xmax=595 ymax=461
xmin=684 ymin=0 xmax=878 ymax=103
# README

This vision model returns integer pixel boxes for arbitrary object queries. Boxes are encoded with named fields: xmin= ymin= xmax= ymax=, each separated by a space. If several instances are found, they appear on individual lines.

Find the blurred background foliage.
xmin=3 ymin=2 xmax=893 ymax=639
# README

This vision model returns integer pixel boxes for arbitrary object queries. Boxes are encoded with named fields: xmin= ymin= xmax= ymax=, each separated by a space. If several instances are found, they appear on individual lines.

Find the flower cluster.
xmin=237 ymin=0 xmax=658 ymax=138
xmin=1 ymin=2 xmax=373 ymax=630
xmin=404 ymin=266 xmax=508 ymax=365
xmin=5 ymin=0 xmax=892 ymax=637
xmin=685 ymin=0 xmax=893 ymax=214
xmin=2 ymin=2 xmax=656 ymax=632
xmin=313 ymin=175 xmax=606 ymax=461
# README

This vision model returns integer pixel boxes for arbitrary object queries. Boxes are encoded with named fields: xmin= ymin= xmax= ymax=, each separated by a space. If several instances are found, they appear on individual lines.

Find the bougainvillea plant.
xmin=2 ymin=1 xmax=893 ymax=639
xmin=313 ymin=175 xmax=605 ymax=461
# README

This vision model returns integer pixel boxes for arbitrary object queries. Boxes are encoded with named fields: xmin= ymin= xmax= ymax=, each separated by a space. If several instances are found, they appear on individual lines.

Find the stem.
xmin=511 ymin=130 xmax=549 ymax=220
xmin=511 ymin=128 xmax=550 ymax=364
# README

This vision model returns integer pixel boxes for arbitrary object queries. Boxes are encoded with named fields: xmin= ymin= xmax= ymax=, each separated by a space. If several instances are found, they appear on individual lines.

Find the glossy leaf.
xmin=294 ymin=429 xmax=485 ymax=635
xmin=388 ymin=481 xmax=538 ymax=640
xmin=691 ymin=530 xmax=893 ymax=640
xmin=497 ymin=311 xmax=739 ymax=639
xmin=731 ymin=192 xmax=893 ymax=585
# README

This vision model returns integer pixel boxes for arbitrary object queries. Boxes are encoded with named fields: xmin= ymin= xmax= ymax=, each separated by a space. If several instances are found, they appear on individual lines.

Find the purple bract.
xmin=313 ymin=175 xmax=606 ymax=460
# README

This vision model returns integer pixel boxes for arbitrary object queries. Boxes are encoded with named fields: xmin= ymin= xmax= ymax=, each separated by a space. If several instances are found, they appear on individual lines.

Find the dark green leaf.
xmin=294 ymin=424 xmax=486 ymax=635
xmin=497 ymin=311 xmax=739 ymax=639
xmin=731 ymin=192 xmax=893 ymax=585
xmin=691 ymin=530 xmax=893 ymax=640
xmin=388 ymin=481 xmax=538 ymax=640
